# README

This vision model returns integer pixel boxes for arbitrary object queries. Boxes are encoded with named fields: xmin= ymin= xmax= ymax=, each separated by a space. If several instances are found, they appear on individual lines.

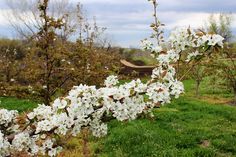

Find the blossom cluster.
xmin=142 ymin=27 xmax=224 ymax=66
xmin=0 ymin=27 xmax=223 ymax=157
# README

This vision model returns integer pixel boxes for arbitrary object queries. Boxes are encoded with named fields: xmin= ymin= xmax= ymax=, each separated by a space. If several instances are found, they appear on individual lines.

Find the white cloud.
xmin=0 ymin=9 xmax=39 ymax=27
xmin=167 ymin=12 xmax=236 ymax=30
xmin=0 ymin=0 xmax=235 ymax=47
xmin=0 ymin=10 xmax=12 ymax=26
xmin=165 ymin=12 xmax=210 ymax=29
xmin=76 ymin=0 xmax=146 ymax=5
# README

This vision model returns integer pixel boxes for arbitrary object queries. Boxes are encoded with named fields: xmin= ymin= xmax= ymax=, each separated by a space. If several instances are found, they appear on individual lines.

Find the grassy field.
xmin=0 ymin=79 xmax=236 ymax=157
xmin=90 ymin=97 xmax=236 ymax=157
xmin=0 ymin=96 xmax=38 ymax=112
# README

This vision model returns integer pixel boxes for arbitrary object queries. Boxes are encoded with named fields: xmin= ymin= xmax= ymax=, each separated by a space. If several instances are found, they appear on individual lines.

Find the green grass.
xmin=131 ymin=56 xmax=157 ymax=66
xmin=183 ymin=79 xmax=232 ymax=97
xmin=0 ymin=97 xmax=38 ymax=112
xmin=89 ymin=79 xmax=236 ymax=157
xmin=91 ymin=96 xmax=236 ymax=157
xmin=0 ymin=80 xmax=236 ymax=157
xmin=183 ymin=79 xmax=234 ymax=105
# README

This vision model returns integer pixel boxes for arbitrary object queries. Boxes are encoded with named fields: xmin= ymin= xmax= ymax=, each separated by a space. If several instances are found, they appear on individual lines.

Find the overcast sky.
xmin=0 ymin=0 xmax=236 ymax=47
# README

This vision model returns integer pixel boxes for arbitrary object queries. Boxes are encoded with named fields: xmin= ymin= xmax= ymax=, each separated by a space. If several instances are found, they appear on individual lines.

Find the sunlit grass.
xmin=1 ymin=80 xmax=236 ymax=156
xmin=89 ymin=96 xmax=236 ymax=157
xmin=0 ymin=96 xmax=38 ymax=112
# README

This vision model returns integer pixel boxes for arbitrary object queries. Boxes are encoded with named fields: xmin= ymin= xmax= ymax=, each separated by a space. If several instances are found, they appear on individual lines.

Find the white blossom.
xmin=141 ymin=39 xmax=153 ymax=50
xmin=52 ymin=98 xmax=67 ymax=110
xmin=0 ymin=109 xmax=18 ymax=126
xmin=199 ymin=34 xmax=224 ymax=47
xmin=152 ymin=45 xmax=163 ymax=53
xmin=186 ymin=50 xmax=202 ymax=62
xmin=12 ymin=132 xmax=32 ymax=152
xmin=104 ymin=75 xmax=119 ymax=87
xmin=0 ymin=131 xmax=10 ymax=156
xmin=0 ymin=26 xmax=224 ymax=157
xmin=147 ymin=83 xmax=170 ymax=104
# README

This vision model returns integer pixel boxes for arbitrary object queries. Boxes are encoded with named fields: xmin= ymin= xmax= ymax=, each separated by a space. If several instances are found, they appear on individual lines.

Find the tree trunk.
xmin=44 ymin=94 xmax=50 ymax=105
xmin=234 ymin=93 xmax=236 ymax=105
xmin=82 ymin=129 xmax=90 ymax=157
xmin=44 ymin=87 xmax=51 ymax=105
xmin=195 ymin=80 xmax=201 ymax=97
xmin=6 ymin=67 xmax=11 ymax=83
xmin=233 ymin=87 xmax=236 ymax=105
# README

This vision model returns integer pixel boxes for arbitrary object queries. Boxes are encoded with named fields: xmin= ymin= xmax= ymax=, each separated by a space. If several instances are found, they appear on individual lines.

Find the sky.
xmin=0 ymin=0 xmax=236 ymax=48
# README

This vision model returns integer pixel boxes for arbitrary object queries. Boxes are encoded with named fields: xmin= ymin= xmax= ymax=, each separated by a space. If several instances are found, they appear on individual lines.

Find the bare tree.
xmin=5 ymin=0 xmax=111 ymax=47
xmin=207 ymin=13 xmax=233 ymax=42
xmin=207 ymin=13 xmax=236 ymax=104
xmin=5 ymin=0 xmax=79 ymax=40
xmin=3 ymin=0 xmax=119 ymax=104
